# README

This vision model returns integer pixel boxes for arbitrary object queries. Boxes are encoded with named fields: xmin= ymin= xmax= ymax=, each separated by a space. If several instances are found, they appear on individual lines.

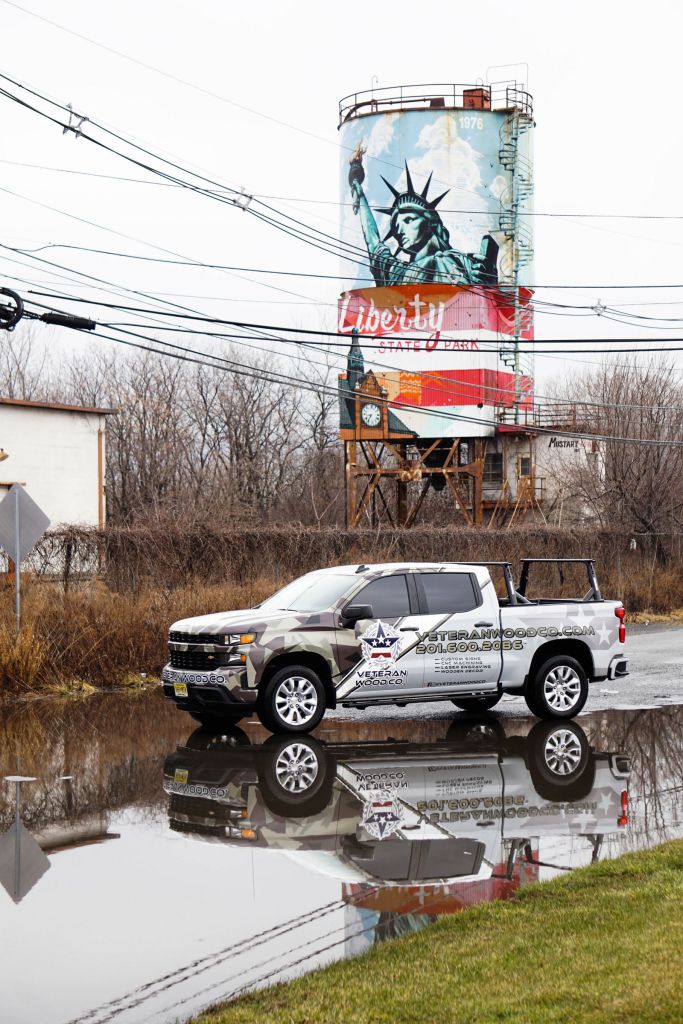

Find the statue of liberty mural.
xmin=348 ymin=144 xmax=499 ymax=287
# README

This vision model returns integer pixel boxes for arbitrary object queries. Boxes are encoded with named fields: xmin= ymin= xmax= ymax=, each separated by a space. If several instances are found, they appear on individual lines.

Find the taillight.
xmin=618 ymin=789 xmax=628 ymax=827
xmin=615 ymin=606 xmax=626 ymax=644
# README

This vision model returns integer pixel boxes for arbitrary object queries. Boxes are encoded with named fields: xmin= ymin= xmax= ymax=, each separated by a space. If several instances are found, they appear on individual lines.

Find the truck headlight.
xmin=225 ymin=633 xmax=255 ymax=645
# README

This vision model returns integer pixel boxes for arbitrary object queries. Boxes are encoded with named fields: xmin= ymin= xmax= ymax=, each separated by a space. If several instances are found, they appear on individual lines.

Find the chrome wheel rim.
xmin=543 ymin=665 xmax=582 ymax=712
xmin=275 ymin=676 xmax=319 ymax=726
xmin=544 ymin=727 xmax=583 ymax=775
xmin=275 ymin=742 xmax=319 ymax=792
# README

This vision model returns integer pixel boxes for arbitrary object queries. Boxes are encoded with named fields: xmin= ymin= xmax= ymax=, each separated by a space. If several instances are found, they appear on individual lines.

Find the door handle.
xmin=475 ymin=621 xmax=493 ymax=627
xmin=399 ymin=626 xmax=417 ymax=632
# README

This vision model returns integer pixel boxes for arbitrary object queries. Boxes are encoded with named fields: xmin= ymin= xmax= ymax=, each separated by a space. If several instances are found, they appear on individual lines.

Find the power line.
xmin=0 ymin=77 xmax=374 ymax=271
xmin=6 ymin=158 xmax=683 ymax=223
xmin=15 ymin=289 xmax=683 ymax=446
xmin=20 ymin=287 xmax=683 ymax=345
xmin=7 ymin=248 xmax=683 ymax=412
xmin=10 ymin=66 xmax=683 ymax=306
xmin=11 ymin=243 xmax=683 ymax=299
xmin=3 ymin=71 xmax=683 ymax=317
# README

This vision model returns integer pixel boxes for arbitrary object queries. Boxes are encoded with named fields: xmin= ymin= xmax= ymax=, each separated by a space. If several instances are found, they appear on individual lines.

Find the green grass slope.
xmin=195 ymin=840 xmax=683 ymax=1024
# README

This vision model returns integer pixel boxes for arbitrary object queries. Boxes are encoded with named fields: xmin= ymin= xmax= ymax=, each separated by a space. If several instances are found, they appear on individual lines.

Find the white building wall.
xmin=535 ymin=434 xmax=603 ymax=512
xmin=0 ymin=403 xmax=108 ymax=527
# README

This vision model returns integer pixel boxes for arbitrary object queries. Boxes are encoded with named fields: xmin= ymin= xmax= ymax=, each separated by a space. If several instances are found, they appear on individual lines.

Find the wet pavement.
xmin=1 ymin=631 xmax=683 ymax=1024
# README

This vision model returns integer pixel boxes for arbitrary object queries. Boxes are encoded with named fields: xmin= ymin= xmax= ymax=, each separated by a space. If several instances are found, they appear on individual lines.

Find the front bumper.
xmin=161 ymin=664 xmax=257 ymax=709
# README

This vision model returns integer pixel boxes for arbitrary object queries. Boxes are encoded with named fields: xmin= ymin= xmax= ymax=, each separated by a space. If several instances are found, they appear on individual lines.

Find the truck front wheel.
xmin=257 ymin=665 xmax=327 ymax=734
xmin=525 ymin=655 xmax=588 ymax=719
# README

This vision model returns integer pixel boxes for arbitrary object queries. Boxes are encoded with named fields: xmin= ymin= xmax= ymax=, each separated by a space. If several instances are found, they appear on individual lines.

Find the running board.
xmin=339 ymin=689 xmax=499 ymax=710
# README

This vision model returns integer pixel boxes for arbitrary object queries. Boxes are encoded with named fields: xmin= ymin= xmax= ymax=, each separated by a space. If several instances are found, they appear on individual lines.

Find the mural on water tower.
xmin=338 ymin=104 xmax=534 ymax=437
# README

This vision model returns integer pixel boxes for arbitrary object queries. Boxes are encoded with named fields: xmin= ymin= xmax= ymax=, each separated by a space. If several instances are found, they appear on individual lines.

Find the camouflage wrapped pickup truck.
xmin=161 ymin=559 xmax=628 ymax=734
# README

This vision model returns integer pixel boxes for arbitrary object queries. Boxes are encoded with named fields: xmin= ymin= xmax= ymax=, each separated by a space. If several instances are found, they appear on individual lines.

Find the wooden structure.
xmin=339 ymin=372 xmax=548 ymax=529
xmin=340 ymin=370 xmax=486 ymax=528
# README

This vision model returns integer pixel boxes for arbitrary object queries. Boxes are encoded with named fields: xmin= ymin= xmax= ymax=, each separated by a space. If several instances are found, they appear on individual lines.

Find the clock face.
xmin=361 ymin=403 xmax=381 ymax=428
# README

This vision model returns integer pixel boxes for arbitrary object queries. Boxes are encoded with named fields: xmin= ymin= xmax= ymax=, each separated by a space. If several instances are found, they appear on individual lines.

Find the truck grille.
xmin=169 ymin=630 xmax=225 ymax=646
xmin=170 ymin=819 xmax=225 ymax=837
xmin=169 ymin=794 xmax=231 ymax=818
xmin=169 ymin=650 xmax=223 ymax=670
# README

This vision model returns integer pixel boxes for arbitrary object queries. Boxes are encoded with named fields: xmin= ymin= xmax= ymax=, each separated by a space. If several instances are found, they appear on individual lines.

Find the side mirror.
xmin=342 ymin=603 xmax=374 ymax=626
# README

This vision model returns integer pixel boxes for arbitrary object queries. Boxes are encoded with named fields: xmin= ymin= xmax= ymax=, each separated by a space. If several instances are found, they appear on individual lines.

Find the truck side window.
xmin=354 ymin=574 xmax=411 ymax=618
xmin=419 ymin=573 xmax=480 ymax=614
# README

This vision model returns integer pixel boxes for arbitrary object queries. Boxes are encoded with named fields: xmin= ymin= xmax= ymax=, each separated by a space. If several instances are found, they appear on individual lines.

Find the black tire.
xmin=190 ymin=710 xmax=250 ymax=729
xmin=451 ymin=694 xmax=502 ymax=712
xmin=184 ymin=725 xmax=250 ymax=751
xmin=446 ymin=716 xmax=506 ymax=747
xmin=257 ymin=665 xmax=327 ymax=734
xmin=524 ymin=655 xmax=588 ymax=720
xmin=527 ymin=720 xmax=595 ymax=802
xmin=257 ymin=735 xmax=335 ymax=817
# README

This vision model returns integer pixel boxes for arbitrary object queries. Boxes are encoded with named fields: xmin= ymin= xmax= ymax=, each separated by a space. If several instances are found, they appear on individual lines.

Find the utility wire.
xmin=2 ymin=74 xmax=683 ymax=320
xmin=34 ymin=315 xmax=683 ymax=448
xmin=20 ymin=287 xmax=683 ymax=346
xmin=7 ymin=158 xmax=683 ymax=220
xmin=0 ymin=85 xmax=373 ymax=279
xmin=0 ymin=74 xmax=375 ymax=268
xmin=11 ymin=243 xmax=683 ymax=296
xmin=5 ymin=232 xmax=683 ymax=416
xmin=8 ymin=253 xmax=683 ymax=415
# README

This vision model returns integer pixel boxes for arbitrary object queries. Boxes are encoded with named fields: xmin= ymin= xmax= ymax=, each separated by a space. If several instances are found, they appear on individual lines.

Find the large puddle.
xmin=1 ymin=692 xmax=682 ymax=1024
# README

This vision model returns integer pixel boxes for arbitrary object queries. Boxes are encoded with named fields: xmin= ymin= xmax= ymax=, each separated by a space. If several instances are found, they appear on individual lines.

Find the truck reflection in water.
xmin=163 ymin=717 xmax=631 ymax=933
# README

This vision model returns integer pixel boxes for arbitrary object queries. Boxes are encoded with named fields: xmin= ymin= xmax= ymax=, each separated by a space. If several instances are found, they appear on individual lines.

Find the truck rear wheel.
xmin=525 ymin=655 xmax=588 ymax=720
xmin=257 ymin=665 xmax=326 ymax=734
xmin=527 ymin=720 xmax=594 ymax=802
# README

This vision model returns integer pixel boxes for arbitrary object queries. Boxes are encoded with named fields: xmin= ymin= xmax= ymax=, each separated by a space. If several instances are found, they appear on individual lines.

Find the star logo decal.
xmin=360 ymin=621 xmax=403 ymax=666
xmin=361 ymin=791 xmax=404 ymax=840
xmin=596 ymin=623 xmax=611 ymax=646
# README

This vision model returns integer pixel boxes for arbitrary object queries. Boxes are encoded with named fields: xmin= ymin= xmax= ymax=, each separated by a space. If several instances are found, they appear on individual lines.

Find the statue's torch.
xmin=349 ymin=142 xmax=366 ymax=215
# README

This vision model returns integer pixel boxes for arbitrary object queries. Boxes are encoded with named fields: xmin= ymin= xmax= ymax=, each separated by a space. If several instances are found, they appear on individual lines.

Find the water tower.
xmin=337 ymin=81 xmax=538 ymax=527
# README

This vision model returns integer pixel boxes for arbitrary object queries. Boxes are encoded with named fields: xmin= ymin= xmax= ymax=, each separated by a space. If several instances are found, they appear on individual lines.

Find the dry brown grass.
xmin=0 ymin=577 xmax=276 ymax=696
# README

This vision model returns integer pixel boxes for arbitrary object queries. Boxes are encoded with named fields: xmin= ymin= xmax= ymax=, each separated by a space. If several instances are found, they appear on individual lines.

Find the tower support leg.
xmin=473 ymin=439 xmax=485 ymax=526
xmin=396 ymin=443 xmax=408 ymax=526
xmin=345 ymin=441 xmax=357 ymax=529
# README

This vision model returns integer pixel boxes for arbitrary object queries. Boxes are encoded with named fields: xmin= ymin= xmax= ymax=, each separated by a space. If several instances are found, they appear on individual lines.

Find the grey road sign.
xmin=0 ymin=819 xmax=51 ymax=903
xmin=0 ymin=484 xmax=50 ymax=564
xmin=0 ymin=484 xmax=50 ymax=633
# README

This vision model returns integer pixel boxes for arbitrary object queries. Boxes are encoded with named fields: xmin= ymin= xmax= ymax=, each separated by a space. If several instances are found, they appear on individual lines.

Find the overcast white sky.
xmin=1 ymin=0 xmax=683 ymax=390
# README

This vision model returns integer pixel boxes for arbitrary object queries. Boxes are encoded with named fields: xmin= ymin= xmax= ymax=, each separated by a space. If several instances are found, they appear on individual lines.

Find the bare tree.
xmin=546 ymin=357 xmax=683 ymax=534
xmin=0 ymin=324 xmax=50 ymax=399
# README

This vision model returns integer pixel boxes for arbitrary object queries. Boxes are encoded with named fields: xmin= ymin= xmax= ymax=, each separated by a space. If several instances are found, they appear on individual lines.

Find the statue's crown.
xmin=376 ymin=162 xmax=449 ymax=218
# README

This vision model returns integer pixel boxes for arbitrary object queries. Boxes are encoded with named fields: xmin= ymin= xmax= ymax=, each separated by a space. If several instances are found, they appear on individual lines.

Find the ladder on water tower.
xmin=497 ymin=89 xmax=534 ymax=390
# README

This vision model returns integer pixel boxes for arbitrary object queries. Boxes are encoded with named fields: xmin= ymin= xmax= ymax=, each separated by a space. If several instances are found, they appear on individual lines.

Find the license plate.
xmin=174 ymin=682 xmax=188 ymax=697
xmin=174 ymin=768 xmax=189 ymax=784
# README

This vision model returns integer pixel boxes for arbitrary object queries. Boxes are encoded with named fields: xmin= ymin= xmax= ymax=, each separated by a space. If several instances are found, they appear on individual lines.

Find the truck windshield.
xmin=260 ymin=574 xmax=354 ymax=613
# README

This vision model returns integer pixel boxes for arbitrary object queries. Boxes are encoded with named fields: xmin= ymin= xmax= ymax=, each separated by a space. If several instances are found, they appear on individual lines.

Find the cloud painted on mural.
xmin=408 ymin=116 xmax=488 ymax=251
xmin=365 ymin=112 xmax=398 ymax=158
xmin=338 ymin=108 xmax=531 ymax=290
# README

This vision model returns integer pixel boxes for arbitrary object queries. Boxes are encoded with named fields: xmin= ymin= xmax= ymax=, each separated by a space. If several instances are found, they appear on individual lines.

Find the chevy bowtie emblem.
xmin=360 ymin=620 xmax=403 ymax=666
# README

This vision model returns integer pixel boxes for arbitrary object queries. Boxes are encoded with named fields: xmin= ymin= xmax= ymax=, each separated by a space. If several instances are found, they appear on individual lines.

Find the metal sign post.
xmin=14 ymin=484 xmax=20 ymax=634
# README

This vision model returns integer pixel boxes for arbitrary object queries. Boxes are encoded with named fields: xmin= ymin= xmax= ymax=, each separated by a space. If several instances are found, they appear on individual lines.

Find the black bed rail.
xmin=518 ymin=559 xmax=602 ymax=602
